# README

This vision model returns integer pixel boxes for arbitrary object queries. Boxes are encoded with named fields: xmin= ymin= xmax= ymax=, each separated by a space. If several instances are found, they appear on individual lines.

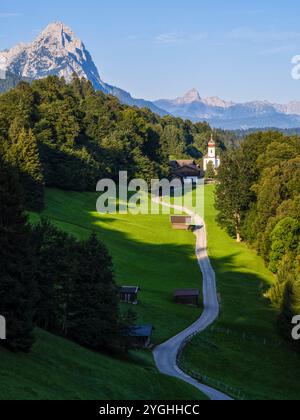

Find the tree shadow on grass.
xmin=43 ymin=190 xmax=283 ymax=368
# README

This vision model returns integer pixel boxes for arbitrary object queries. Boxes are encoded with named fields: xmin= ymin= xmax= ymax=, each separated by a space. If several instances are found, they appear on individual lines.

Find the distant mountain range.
xmin=154 ymin=89 xmax=300 ymax=130
xmin=1 ymin=22 xmax=300 ymax=130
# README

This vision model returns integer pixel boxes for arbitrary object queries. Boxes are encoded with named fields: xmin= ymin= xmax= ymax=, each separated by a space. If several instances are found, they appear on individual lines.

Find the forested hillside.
xmin=215 ymin=131 xmax=300 ymax=345
xmin=0 ymin=75 xmax=236 ymax=211
xmin=0 ymin=154 xmax=130 ymax=354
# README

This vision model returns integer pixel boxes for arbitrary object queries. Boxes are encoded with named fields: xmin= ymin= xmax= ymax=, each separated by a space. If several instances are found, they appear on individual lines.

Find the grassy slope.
xmin=180 ymin=185 xmax=300 ymax=400
xmin=0 ymin=329 xmax=206 ymax=400
xmin=0 ymin=188 xmax=207 ymax=400
xmin=36 ymin=189 xmax=202 ymax=343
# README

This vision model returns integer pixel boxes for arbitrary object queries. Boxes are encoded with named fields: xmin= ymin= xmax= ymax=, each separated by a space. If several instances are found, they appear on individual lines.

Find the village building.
xmin=170 ymin=160 xmax=202 ymax=184
xmin=125 ymin=325 xmax=153 ymax=349
xmin=170 ymin=215 xmax=193 ymax=231
xmin=203 ymin=135 xmax=221 ymax=172
xmin=119 ymin=286 xmax=141 ymax=304
xmin=174 ymin=289 xmax=200 ymax=306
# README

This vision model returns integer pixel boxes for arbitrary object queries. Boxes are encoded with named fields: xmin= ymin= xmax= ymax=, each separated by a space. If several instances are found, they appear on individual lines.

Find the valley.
xmin=1 ymin=185 xmax=298 ymax=400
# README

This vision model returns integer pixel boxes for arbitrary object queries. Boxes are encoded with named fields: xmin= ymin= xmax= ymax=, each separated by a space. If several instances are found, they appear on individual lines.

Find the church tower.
xmin=208 ymin=135 xmax=216 ymax=159
xmin=203 ymin=134 xmax=221 ymax=172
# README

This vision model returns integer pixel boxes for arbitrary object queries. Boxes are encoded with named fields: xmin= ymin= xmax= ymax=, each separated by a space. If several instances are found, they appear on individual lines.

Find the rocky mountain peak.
xmin=182 ymin=88 xmax=202 ymax=103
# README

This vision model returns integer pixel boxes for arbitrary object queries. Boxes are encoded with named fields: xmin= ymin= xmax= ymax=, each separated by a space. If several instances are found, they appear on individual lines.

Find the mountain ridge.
xmin=1 ymin=22 xmax=300 ymax=129
xmin=154 ymin=89 xmax=300 ymax=129
xmin=0 ymin=22 xmax=167 ymax=116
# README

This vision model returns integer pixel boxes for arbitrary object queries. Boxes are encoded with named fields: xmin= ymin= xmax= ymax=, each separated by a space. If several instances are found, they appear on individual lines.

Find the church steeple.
xmin=203 ymin=133 xmax=221 ymax=172
xmin=208 ymin=133 xmax=215 ymax=147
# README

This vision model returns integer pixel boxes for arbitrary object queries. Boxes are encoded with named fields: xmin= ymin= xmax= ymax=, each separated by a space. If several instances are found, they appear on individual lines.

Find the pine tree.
xmin=215 ymin=150 xmax=251 ymax=242
xmin=67 ymin=233 xmax=120 ymax=352
xmin=7 ymin=128 xmax=45 ymax=211
xmin=0 ymin=155 xmax=37 ymax=352
xmin=205 ymin=161 xmax=216 ymax=179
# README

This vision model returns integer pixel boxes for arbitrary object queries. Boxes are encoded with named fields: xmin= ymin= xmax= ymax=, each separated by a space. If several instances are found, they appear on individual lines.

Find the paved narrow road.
xmin=153 ymin=198 xmax=232 ymax=401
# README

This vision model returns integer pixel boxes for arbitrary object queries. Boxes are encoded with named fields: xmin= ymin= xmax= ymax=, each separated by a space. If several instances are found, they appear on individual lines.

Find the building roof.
xmin=171 ymin=216 xmax=193 ymax=224
xmin=176 ymin=160 xmax=197 ymax=167
xmin=120 ymin=286 xmax=141 ymax=294
xmin=170 ymin=160 xmax=199 ymax=170
xmin=174 ymin=289 xmax=200 ymax=297
xmin=208 ymin=134 xmax=216 ymax=147
xmin=127 ymin=325 xmax=153 ymax=338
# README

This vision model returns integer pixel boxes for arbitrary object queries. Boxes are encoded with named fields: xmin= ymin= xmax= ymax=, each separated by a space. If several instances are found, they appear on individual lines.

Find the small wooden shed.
xmin=120 ymin=286 xmax=141 ymax=304
xmin=171 ymin=215 xmax=193 ymax=230
xmin=125 ymin=325 xmax=153 ymax=349
xmin=174 ymin=289 xmax=200 ymax=306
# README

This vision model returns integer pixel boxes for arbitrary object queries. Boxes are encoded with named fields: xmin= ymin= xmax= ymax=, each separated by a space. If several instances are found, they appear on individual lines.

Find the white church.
xmin=203 ymin=135 xmax=221 ymax=172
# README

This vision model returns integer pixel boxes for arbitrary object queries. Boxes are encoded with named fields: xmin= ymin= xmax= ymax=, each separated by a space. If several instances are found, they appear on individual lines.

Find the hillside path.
xmin=152 ymin=197 xmax=232 ymax=401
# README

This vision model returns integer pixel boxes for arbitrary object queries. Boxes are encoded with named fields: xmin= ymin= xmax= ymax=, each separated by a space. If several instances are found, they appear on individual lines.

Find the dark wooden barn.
xmin=125 ymin=325 xmax=153 ymax=349
xmin=170 ymin=215 xmax=193 ymax=230
xmin=174 ymin=289 xmax=200 ymax=306
xmin=120 ymin=286 xmax=141 ymax=304
xmin=170 ymin=160 xmax=202 ymax=181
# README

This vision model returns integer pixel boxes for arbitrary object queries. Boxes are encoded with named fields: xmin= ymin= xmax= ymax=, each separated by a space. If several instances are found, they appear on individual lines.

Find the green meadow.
xmin=0 ymin=188 xmax=207 ymax=400
xmin=2 ymin=185 xmax=298 ymax=400
xmin=180 ymin=185 xmax=300 ymax=400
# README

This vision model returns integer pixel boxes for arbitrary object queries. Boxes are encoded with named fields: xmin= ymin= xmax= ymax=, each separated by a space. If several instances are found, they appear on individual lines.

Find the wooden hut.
xmin=170 ymin=160 xmax=202 ymax=183
xmin=120 ymin=286 xmax=141 ymax=304
xmin=171 ymin=215 xmax=193 ymax=230
xmin=125 ymin=325 xmax=153 ymax=349
xmin=174 ymin=289 xmax=200 ymax=306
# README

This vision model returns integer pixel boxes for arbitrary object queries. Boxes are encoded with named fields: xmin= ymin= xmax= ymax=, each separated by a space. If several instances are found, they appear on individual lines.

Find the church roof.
xmin=208 ymin=134 xmax=216 ymax=147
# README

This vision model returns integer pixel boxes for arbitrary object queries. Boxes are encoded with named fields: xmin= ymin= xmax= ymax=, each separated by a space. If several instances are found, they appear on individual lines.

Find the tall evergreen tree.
xmin=205 ymin=161 xmax=216 ymax=179
xmin=215 ymin=150 xmax=251 ymax=242
xmin=0 ymin=154 xmax=37 ymax=352
xmin=67 ymin=233 xmax=120 ymax=352
xmin=6 ymin=128 xmax=44 ymax=211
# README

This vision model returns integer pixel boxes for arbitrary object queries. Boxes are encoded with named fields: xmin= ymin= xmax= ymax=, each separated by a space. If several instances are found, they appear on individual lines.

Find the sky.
xmin=0 ymin=0 xmax=300 ymax=103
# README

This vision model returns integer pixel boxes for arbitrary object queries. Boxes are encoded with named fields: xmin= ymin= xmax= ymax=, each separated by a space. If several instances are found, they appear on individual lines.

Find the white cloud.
xmin=228 ymin=27 xmax=300 ymax=42
xmin=259 ymin=45 xmax=298 ymax=56
xmin=155 ymin=31 xmax=207 ymax=45
xmin=0 ymin=12 xmax=21 ymax=18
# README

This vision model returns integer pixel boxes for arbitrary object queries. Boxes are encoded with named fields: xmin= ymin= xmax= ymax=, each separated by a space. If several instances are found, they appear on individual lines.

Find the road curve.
xmin=152 ymin=197 xmax=232 ymax=401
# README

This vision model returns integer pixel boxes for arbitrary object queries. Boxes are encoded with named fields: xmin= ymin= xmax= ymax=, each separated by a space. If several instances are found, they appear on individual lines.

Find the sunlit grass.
xmin=180 ymin=185 xmax=300 ymax=400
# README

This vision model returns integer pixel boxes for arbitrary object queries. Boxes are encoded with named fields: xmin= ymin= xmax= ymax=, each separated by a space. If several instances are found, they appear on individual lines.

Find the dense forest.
xmin=215 ymin=131 xmax=300 ymax=346
xmin=0 ymin=75 xmax=236 ymax=354
xmin=0 ymin=153 xmax=136 ymax=353
xmin=0 ymin=75 xmax=237 ymax=211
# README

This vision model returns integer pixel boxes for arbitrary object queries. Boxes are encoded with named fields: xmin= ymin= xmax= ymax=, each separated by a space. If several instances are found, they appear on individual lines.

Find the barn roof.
xmin=176 ymin=160 xmax=197 ymax=167
xmin=171 ymin=216 xmax=193 ymax=224
xmin=127 ymin=325 xmax=153 ymax=337
xmin=174 ymin=289 xmax=200 ymax=297
xmin=120 ymin=286 xmax=141 ymax=294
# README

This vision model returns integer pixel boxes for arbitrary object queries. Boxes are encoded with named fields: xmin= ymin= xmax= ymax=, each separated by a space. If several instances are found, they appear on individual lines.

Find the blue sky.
xmin=0 ymin=0 xmax=300 ymax=103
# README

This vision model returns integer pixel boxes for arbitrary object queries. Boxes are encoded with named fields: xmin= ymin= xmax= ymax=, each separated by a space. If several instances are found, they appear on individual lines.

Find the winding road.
xmin=152 ymin=197 xmax=232 ymax=401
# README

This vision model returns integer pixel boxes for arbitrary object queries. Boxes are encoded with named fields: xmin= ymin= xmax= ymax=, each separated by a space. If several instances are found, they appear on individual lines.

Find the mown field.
xmin=0 ymin=188 xmax=207 ymax=400
xmin=180 ymin=185 xmax=300 ymax=400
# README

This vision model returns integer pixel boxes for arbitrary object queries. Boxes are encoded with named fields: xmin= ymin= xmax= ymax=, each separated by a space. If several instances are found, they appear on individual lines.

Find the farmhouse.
xmin=170 ymin=160 xmax=202 ymax=184
xmin=119 ymin=286 xmax=141 ymax=304
xmin=174 ymin=289 xmax=200 ymax=306
xmin=125 ymin=325 xmax=153 ymax=348
xmin=171 ymin=215 xmax=193 ymax=230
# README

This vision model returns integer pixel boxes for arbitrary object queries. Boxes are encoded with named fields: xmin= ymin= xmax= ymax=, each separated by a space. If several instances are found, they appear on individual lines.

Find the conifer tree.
xmin=0 ymin=154 xmax=37 ymax=352
xmin=205 ymin=161 xmax=216 ymax=179
xmin=7 ymin=128 xmax=45 ymax=211
xmin=67 ymin=233 xmax=120 ymax=352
